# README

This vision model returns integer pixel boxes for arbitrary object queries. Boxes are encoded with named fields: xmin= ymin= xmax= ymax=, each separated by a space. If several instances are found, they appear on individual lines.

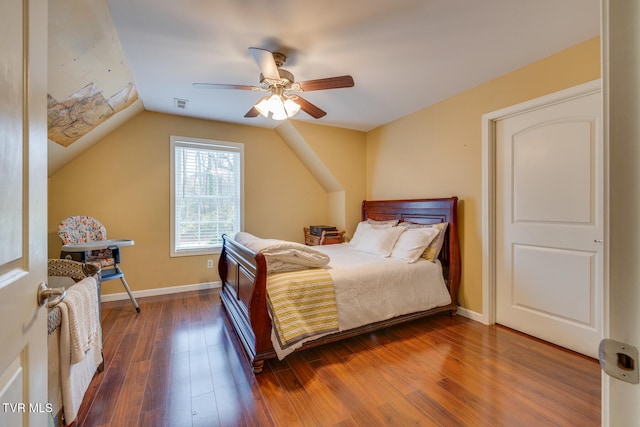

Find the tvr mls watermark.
xmin=2 ymin=402 xmax=53 ymax=413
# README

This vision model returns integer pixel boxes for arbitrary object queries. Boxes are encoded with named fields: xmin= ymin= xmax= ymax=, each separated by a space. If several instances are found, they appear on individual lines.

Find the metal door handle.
xmin=37 ymin=282 xmax=66 ymax=307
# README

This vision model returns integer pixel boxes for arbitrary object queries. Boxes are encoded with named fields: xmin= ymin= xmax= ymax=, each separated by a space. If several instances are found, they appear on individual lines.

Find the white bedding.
xmin=235 ymin=232 xmax=330 ymax=273
xmin=270 ymin=243 xmax=451 ymax=359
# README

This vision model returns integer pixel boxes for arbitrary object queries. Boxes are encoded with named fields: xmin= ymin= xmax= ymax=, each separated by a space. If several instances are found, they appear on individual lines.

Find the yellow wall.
xmin=49 ymin=112 xmax=336 ymax=294
xmin=366 ymin=37 xmax=601 ymax=313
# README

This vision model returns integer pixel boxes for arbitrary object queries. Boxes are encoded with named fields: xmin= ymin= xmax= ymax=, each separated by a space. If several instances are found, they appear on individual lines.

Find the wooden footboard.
xmin=218 ymin=197 xmax=461 ymax=373
xmin=218 ymin=236 xmax=275 ymax=373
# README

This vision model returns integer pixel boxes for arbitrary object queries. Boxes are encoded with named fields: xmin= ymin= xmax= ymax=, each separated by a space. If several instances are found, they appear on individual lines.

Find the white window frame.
xmin=170 ymin=135 xmax=244 ymax=257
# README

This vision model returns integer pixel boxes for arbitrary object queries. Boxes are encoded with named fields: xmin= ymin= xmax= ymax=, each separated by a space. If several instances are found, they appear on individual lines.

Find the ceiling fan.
xmin=193 ymin=47 xmax=355 ymax=120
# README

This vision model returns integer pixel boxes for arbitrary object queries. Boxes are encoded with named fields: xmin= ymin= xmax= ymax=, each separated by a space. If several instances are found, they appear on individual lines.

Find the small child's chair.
xmin=58 ymin=216 xmax=140 ymax=312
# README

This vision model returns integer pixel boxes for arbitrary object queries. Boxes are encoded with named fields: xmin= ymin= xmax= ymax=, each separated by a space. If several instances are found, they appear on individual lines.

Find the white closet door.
xmin=495 ymin=89 xmax=603 ymax=358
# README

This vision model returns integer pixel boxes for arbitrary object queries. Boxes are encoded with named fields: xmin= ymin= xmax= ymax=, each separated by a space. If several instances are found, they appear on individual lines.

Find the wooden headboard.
xmin=361 ymin=197 xmax=460 ymax=298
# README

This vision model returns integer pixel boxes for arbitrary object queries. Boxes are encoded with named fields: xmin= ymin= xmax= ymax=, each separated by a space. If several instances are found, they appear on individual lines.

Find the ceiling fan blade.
xmin=192 ymin=83 xmax=258 ymax=90
xmin=248 ymin=47 xmax=280 ymax=80
xmin=293 ymin=96 xmax=327 ymax=119
xmin=297 ymin=75 xmax=354 ymax=92
xmin=244 ymin=106 xmax=260 ymax=118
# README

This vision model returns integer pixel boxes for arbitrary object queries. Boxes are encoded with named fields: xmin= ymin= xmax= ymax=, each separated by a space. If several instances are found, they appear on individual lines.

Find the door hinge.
xmin=599 ymin=339 xmax=639 ymax=384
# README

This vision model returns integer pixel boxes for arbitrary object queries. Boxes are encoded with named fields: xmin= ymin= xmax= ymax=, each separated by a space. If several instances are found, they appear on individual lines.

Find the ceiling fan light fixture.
xmin=194 ymin=47 xmax=354 ymax=121
xmin=254 ymin=95 xmax=271 ymax=117
xmin=283 ymin=97 xmax=301 ymax=117
xmin=268 ymin=94 xmax=288 ymax=120
xmin=254 ymin=92 xmax=300 ymax=120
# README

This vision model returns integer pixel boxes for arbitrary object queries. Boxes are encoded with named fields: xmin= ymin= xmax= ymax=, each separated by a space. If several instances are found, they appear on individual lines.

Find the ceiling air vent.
xmin=174 ymin=98 xmax=188 ymax=109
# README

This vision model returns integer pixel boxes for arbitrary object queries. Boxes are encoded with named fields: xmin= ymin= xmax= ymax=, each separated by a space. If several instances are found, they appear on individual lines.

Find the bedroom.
xmin=42 ymin=0 xmax=603 ymax=422
xmin=46 ymin=1 xmax=601 ymax=317
xmin=3 ymin=0 xmax=640 ymax=426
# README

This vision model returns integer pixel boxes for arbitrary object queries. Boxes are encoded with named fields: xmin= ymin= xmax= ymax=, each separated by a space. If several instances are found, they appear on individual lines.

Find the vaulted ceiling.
xmin=47 ymin=0 xmax=600 ymax=175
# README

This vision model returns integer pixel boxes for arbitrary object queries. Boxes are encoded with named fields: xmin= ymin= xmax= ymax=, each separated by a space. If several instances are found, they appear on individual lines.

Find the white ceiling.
xmin=107 ymin=0 xmax=600 ymax=132
xmin=47 ymin=0 xmax=600 ymax=174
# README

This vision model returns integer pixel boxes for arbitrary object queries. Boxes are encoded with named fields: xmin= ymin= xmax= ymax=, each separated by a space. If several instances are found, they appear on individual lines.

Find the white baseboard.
xmin=456 ymin=306 xmax=485 ymax=324
xmin=100 ymin=281 xmax=222 ymax=303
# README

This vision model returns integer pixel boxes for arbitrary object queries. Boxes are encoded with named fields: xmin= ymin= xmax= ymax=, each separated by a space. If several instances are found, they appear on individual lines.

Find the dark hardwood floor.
xmin=71 ymin=288 xmax=601 ymax=427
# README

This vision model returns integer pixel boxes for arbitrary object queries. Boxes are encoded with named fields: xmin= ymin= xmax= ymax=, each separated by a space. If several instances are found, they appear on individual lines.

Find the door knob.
xmin=37 ymin=282 xmax=66 ymax=307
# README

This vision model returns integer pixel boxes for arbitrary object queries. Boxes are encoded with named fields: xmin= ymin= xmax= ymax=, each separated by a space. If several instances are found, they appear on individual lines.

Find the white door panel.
xmin=0 ymin=0 xmax=48 ymax=426
xmin=512 ymin=120 xmax=594 ymax=224
xmin=496 ymin=89 xmax=602 ymax=358
xmin=511 ymin=245 xmax=595 ymax=325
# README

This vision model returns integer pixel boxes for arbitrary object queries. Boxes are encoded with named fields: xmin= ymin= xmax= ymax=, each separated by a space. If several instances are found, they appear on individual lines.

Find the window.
xmin=170 ymin=136 xmax=243 ymax=257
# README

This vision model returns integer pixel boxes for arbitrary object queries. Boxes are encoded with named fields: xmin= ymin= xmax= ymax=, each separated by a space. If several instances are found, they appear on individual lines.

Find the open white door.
xmin=0 ymin=0 xmax=49 ymax=426
xmin=602 ymin=0 xmax=640 ymax=425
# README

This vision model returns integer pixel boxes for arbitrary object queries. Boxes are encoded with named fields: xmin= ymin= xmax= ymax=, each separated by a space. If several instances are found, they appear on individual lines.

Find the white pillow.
xmin=398 ymin=222 xmax=449 ymax=262
xmin=390 ymin=227 xmax=439 ymax=263
xmin=349 ymin=221 xmax=392 ymax=247
xmin=351 ymin=226 xmax=406 ymax=257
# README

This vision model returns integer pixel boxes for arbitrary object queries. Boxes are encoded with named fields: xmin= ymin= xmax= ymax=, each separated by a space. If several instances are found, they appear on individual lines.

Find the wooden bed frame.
xmin=218 ymin=197 xmax=461 ymax=373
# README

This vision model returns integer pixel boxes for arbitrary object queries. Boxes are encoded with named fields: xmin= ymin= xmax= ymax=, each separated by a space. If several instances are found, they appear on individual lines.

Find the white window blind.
xmin=170 ymin=136 xmax=243 ymax=256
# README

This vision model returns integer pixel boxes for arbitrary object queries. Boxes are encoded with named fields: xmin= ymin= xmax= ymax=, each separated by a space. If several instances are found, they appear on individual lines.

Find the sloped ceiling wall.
xmin=47 ymin=0 xmax=143 ymax=176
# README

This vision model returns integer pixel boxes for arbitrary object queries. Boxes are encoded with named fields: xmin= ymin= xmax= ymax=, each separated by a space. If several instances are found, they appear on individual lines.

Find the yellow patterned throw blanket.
xmin=266 ymin=268 xmax=339 ymax=349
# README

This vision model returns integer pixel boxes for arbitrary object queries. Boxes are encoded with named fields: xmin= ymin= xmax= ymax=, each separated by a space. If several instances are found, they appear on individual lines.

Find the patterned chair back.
xmin=58 ymin=216 xmax=108 ymax=244
xmin=57 ymin=216 xmax=115 ymax=267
